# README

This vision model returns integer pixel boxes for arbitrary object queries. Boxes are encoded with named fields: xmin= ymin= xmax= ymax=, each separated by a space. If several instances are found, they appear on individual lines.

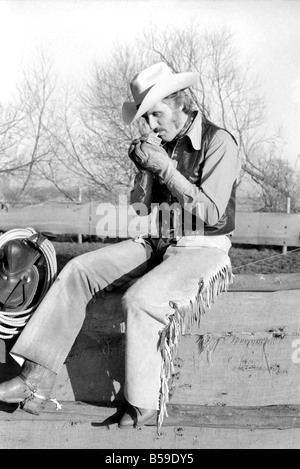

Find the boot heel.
xmin=0 ymin=360 xmax=57 ymax=416
xmin=21 ymin=395 xmax=48 ymax=416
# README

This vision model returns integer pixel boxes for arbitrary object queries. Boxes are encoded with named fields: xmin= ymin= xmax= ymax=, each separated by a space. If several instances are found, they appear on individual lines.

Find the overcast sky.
xmin=0 ymin=0 xmax=299 ymax=163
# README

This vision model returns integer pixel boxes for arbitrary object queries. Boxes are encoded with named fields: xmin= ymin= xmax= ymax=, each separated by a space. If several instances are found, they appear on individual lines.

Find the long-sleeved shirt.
xmin=130 ymin=111 xmax=241 ymax=237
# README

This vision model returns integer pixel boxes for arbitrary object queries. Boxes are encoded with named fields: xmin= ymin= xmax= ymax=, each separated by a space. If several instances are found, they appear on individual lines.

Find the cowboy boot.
xmin=0 ymin=359 xmax=56 ymax=415
xmin=118 ymin=403 xmax=157 ymax=429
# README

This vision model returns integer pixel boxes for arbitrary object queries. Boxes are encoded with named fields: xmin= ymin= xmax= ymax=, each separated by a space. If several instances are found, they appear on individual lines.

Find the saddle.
xmin=0 ymin=238 xmax=46 ymax=312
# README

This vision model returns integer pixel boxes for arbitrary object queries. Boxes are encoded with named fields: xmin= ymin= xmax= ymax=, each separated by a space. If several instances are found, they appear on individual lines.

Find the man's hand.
xmin=128 ymin=135 xmax=150 ymax=171
xmin=129 ymin=139 xmax=176 ymax=183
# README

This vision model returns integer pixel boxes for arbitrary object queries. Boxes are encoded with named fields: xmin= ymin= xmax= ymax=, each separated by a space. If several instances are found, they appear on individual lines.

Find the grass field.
xmin=52 ymin=241 xmax=300 ymax=275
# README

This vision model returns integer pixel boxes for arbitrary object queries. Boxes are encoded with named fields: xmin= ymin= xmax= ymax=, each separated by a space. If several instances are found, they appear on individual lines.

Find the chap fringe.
xmin=157 ymin=263 xmax=233 ymax=430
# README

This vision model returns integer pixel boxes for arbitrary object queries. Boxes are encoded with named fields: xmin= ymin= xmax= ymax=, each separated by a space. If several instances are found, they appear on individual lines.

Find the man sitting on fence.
xmin=0 ymin=62 xmax=240 ymax=429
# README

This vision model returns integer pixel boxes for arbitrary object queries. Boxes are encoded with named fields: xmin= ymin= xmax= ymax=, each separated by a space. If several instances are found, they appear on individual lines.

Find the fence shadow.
xmin=0 ymin=293 xmax=127 ymax=409
xmin=53 ymin=292 xmax=127 ymax=406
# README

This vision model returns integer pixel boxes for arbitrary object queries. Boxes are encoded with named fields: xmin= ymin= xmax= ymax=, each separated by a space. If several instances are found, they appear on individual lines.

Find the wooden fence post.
xmin=282 ymin=196 xmax=291 ymax=255
xmin=77 ymin=188 xmax=83 ymax=244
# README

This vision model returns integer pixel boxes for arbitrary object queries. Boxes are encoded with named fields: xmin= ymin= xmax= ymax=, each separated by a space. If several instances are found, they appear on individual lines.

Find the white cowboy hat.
xmin=122 ymin=62 xmax=198 ymax=125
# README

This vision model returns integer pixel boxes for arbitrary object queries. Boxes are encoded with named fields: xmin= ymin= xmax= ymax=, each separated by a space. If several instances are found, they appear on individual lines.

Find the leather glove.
xmin=129 ymin=139 xmax=176 ymax=184
xmin=128 ymin=136 xmax=146 ymax=171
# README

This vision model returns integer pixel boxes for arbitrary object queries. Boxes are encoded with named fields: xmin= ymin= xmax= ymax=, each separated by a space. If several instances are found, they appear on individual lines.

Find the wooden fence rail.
xmin=1 ymin=272 xmax=300 ymax=448
xmin=0 ymin=202 xmax=299 ymax=246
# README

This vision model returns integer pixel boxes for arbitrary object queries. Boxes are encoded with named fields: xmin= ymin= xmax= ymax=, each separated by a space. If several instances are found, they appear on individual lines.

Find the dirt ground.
xmin=52 ymin=241 xmax=300 ymax=275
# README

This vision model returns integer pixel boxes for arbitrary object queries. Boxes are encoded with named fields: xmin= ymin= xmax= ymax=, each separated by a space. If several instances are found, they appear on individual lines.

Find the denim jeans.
xmin=11 ymin=235 xmax=231 ymax=411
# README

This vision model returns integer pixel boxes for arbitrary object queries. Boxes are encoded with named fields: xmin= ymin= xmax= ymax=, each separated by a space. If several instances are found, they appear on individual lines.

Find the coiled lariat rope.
xmin=0 ymin=227 xmax=57 ymax=339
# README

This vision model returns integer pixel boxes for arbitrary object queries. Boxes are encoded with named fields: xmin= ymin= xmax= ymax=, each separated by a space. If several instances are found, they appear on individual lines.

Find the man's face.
xmin=142 ymin=100 xmax=187 ymax=142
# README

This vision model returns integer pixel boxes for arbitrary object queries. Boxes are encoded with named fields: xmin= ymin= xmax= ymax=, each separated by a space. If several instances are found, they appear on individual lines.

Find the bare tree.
xmin=28 ymin=24 xmax=294 ymax=210
xmin=246 ymin=153 xmax=300 ymax=212
xmin=0 ymin=51 xmax=57 ymax=204
xmin=40 ymin=45 xmax=151 ymax=202
xmin=73 ymin=24 xmax=286 ymax=203
xmin=142 ymin=24 xmax=282 ymax=182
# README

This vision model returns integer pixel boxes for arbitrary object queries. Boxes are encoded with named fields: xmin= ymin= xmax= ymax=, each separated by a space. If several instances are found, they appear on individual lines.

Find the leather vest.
xmin=152 ymin=117 xmax=238 ymax=236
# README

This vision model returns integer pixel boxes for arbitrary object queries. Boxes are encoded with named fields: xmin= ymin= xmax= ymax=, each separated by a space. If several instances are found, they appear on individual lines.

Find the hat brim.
xmin=122 ymin=71 xmax=198 ymax=125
